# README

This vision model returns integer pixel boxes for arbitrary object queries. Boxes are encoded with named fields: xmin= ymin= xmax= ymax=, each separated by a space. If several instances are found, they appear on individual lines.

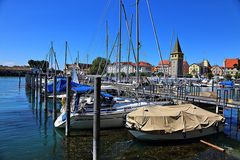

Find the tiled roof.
xmin=224 ymin=58 xmax=239 ymax=69
xmin=158 ymin=60 xmax=171 ymax=65
xmin=183 ymin=61 xmax=189 ymax=65
xmin=138 ymin=61 xmax=152 ymax=67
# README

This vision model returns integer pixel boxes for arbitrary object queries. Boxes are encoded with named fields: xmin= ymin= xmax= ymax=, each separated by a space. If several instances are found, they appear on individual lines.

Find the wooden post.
xmin=65 ymin=76 xmax=71 ymax=136
xmin=18 ymin=75 xmax=21 ymax=87
xmin=35 ymin=74 xmax=39 ymax=101
xmin=39 ymin=74 xmax=42 ymax=101
xmin=53 ymin=76 xmax=57 ymax=122
xmin=93 ymin=76 xmax=101 ymax=160
xmin=211 ymin=80 xmax=214 ymax=92
xmin=31 ymin=74 xmax=35 ymax=102
xmin=44 ymin=75 xmax=48 ymax=111
xmin=237 ymin=89 xmax=240 ymax=101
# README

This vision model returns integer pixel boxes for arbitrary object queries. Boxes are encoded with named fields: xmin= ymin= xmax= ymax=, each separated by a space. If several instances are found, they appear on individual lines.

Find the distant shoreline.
xmin=0 ymin=65 xmax=31 ymax=77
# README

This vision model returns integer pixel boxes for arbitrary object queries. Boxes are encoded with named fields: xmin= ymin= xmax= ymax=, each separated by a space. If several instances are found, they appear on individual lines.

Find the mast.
xmin=77 ymin=50 xmax=80 ymax=72
xmin=118 ymin=0 xmax=122 ymax=82
xmin=64 ymin=41 xmax=68 ymax=75
xmin=50 ymin=41 xmax=54 ymax=77
xmin=136 ymin=0 xmax=140 ymax=83
xmin=106 ymin=21 xmax=109 ymax=61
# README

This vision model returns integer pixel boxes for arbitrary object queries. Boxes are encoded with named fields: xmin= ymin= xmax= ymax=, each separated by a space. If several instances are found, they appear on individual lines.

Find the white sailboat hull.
xmin=55 ymin=109 xmax=131 ymax=129
xmin=128 ymin=124 xmax=224 ymax=141
xmin=55 ymin=101 xmax=169 ymax=129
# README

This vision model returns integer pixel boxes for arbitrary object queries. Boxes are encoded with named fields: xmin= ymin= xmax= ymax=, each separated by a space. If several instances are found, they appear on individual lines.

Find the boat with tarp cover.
xmin=126 ymin=104 xmax=225 ymax=141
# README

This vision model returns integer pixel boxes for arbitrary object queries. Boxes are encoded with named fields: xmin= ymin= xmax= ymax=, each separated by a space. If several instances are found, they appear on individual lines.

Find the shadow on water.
xmin=18 ymin=82 xmax=240 ymax=160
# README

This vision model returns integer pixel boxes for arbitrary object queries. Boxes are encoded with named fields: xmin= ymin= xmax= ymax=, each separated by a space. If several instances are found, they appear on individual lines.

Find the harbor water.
xmin=1 ymin=77 xmax=240 ymax=160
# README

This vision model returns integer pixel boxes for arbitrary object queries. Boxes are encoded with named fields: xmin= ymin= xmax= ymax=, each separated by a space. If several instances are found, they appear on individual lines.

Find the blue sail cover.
xmin=47 ymin=78 xmax=81 ymax=93
xmin=219 ymin=81 xmax=234 ymax=87
xmin=71 ymin=84 xmax=94 ymax=94
xmin=47 ymin=78 xmax=114 ymax=100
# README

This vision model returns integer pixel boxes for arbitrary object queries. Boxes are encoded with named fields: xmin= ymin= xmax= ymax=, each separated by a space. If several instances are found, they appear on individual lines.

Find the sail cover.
xmin=126 ymin=104 xmax=224 ymax=133
xmin=47 ymin=78 xmax=83 ymax=93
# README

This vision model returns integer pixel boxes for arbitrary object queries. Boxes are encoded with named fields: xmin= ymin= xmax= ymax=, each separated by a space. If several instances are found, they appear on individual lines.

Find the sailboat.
xmin=54 ymin=84 xmax=169 ymax=129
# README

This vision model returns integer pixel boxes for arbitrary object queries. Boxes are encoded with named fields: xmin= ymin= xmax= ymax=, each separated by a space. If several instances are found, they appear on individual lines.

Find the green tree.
xmin=207 ymin=72 xmax=214 ymax=79
xmin=28 ymin=59 xmax=49 ymax=72
xmin=235 ymin=72 xmax=240 ymax=79
xmin=129 ymin=73 xmax=135 ymax=77
xmin=140 ymin=72 xmax=151 ymax=77
xmin=224 ymin=74 xmax=232 ymax=80
xmin=157 ymin=72 xmax=164 ymax=77
xmin=89 ymin=57 xmax=110 ymax=75
xmin=185 ymin=74 xmax=193 ymax=78
xmin=121 ymin=72 xmax=126 ymax=77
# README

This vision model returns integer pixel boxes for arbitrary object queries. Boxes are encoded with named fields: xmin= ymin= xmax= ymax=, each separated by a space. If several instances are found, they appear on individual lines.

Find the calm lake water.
xmin=0 ymin=77 xmax=240 ymax=160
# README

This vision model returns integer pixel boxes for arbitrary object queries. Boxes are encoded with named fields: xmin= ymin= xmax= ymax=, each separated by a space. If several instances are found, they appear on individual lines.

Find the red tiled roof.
xmin=158 ymin=60 xmax=170 ymax=65
xmin=224 ymin=58 xmax=239 ymax=69
xmin=138 ymin=61 xmax=152 ymax=67
xmin=183 ymin=61 xmax=189 ymax=65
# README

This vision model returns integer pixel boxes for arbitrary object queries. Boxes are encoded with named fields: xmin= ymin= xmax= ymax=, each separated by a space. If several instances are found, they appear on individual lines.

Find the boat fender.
xmin=215 ymin=122 xmax=219 ymax=132
xmin=182 ymin=132 xmax=186 ymax=139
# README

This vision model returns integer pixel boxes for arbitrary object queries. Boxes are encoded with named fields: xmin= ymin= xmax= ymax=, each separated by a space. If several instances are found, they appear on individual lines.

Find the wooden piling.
xmin=18 ymin=75 xmax=21 ymax=87
xmin=211 ymin=80 xmax=214 ymax=92
xmin=44 ymin=75 xmax=48 ymax=111
xmin=53 ymin=76 xmax=57 ymax=122
xmin=65 ymin=76 xmax=71 ymax=136
xmin=35 ymin=74 xmax=39 ymax=101
xmin=93 ymin=76 xmax=101 ymax=160
xmin=39 ymin=74 xmax=42 ymax=101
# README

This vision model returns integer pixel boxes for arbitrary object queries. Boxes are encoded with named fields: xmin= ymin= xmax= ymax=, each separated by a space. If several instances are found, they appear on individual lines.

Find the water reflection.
xmin=22 ymin=83 xmax=240 ymax=160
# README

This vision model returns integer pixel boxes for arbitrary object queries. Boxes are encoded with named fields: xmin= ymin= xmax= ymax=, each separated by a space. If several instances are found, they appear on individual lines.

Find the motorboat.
xmin=126 ymin=104 xmax=224 ymax=141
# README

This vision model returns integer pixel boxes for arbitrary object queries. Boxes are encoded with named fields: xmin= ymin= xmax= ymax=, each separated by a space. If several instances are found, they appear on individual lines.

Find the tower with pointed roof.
xmin=170 ymin=38 xmax=184 ymax=77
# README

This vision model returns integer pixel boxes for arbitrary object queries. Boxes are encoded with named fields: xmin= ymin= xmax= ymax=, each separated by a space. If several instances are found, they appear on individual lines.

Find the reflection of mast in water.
xmin=51 ymin=129 xmax=57 ymax=159
xmin=39 ymin=102 xmax=42 ymax=128
xmin=43 ymin=110 xmax=48 ymax=146
xmin=35 ymin=100 xmax=38 ymax=126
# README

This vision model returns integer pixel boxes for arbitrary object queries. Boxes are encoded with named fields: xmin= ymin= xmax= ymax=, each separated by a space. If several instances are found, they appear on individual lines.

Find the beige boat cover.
xmin=126 ymin=104 xmax=224 ymax=133
xmin=189 ymin=92 xmax=217 ymax=98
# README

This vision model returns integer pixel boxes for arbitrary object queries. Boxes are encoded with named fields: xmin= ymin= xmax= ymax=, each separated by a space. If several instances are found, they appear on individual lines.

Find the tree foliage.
xmin=185 ymin=74 xmax=193 ymax=78
xmin=28 ymin=59 xmax=49 ymax=72
xmin=89 ymin=57 xmax=110 ymax=75
xmin=207 ymin=72 xmax=214 ymax=79
xmin=224 ymin=74 xmax=232 ymax=80
xmin=235 ymin=72 xmax=240 ymax=79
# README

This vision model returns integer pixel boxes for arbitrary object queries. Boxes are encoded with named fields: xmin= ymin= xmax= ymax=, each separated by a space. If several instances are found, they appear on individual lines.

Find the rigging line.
xmin=127 ymin=14 xmax=134 ymax=80
xmin=121 ymin=1 xmax=137 ymax=63
xmin=67 ymin=43 xmax=74 ymax=64
xmin=145 ymin=0 xmax=166 ymax=80
xmin=101 ymin=32 xmax=120 ymax=77
xmin=85 ymin=0 xmax=112 ymax=54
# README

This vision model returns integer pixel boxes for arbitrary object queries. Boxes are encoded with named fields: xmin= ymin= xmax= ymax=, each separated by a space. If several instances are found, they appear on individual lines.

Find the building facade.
xmin=138 ymin=61 xmax=152 ymax=73
xmin=66 ymin=63 xmax=91 ymax=75
xmin=211 ymin=65 xmax=223 ymax=76
xmin=157 ymin=60 xmax=171 ymax=76
xmin=107 ymin=62 xmax=135 ymax=74
xmin=224 ymin=58 xmax=239 ymax=76
xmin=189 ymin=63 xmax=202 ymax=77
xmin=170 ymin=38 xmax=184 ymax=77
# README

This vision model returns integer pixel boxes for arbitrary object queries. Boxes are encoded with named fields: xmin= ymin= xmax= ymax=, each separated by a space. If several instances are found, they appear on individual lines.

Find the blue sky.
xmin=0 ymin=0 xmax=240 ymax=68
